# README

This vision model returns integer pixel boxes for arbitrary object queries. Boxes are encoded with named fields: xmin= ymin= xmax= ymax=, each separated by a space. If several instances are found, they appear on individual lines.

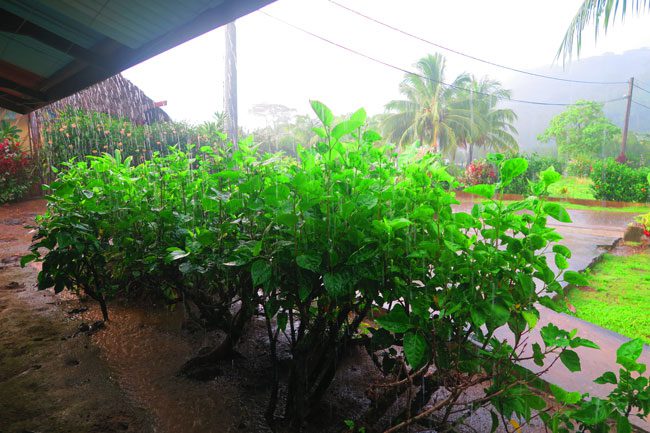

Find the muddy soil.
xmin=0 ymin=199 xmax=152 ymax=433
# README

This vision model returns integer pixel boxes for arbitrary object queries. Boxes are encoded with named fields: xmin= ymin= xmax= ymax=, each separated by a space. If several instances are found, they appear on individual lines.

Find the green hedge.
xmin=590 ymin=159 xmax=650 ymax=203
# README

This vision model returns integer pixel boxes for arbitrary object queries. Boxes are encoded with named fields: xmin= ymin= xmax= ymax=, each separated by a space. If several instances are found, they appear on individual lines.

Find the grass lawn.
xmin=547 ymin=176 xmax=595 ymax=200
xmin=559 ymin=202 xmax=650 ymax=214
xmin=567 ymin=251 xmax=650 ymax=344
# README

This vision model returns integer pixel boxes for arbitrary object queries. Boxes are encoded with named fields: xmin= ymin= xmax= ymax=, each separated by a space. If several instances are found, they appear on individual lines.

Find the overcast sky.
xmin=122 ymin=0 xmax=650 ymax=129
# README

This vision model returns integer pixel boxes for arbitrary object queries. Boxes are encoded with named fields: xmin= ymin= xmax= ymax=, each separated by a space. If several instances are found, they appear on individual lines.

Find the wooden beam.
xmin=0 ymin=77 xmax=48 ymax=101
xmin=0 ymin=94 xmax=31 ymax=114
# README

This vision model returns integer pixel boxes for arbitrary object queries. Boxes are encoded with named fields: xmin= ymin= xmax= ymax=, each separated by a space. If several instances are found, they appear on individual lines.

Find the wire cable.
xmin=634 ymin=83 xmax=650 ymax=94
xmin=327 ymin=0 xmax=629 ymax=86
xmin=632 ymin=100 xmax=650 ymax=110
xmin=261 ymin=11 xmax=627 ymax=107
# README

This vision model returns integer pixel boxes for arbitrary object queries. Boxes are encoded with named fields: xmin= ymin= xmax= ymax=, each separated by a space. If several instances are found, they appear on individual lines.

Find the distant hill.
xmin=504 ymin=48 xmax=650 ymax=154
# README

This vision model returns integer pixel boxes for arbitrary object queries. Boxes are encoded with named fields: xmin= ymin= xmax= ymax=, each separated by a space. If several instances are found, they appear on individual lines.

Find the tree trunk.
xmin=466 ymin=143 xmax=474 ymax=167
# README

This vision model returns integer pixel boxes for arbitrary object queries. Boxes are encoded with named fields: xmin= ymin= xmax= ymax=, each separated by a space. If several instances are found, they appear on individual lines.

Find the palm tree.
xmin=382 ymin=54 xmax=472 ymax=155
xmin=558 ymin=0 xmax=650 ymax=60
xmin=455 ymin=77 xmax=519 ymax=166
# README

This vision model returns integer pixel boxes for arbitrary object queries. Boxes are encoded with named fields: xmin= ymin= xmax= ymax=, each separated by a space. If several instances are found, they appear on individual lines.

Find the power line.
xmin=327 ymin=0 xmax=629 ymax=86
xmin=260 ymin=11 xmax=626 ymax=107
xmin=634 ymin=83 xmax=650 ymax=94
xmin=633 ymin=100 xmax=650 ymax=111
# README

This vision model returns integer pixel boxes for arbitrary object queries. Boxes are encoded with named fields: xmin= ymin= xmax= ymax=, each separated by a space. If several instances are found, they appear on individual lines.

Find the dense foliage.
xmin=590 ymin=159 xmax=650 ymax=203
xmin=538 ymin=100 xmax=620 ymax=161
xmin=40 ymin=107 xmax=223 ymax=181
xmin=25 ymin=102 xmax=648 ymax=433
xmin=0 ymin=137 xmax=33 ymax=204
xmin=504 ymin=154 xmax=566 ymax=195
xmin=565 ymin=157 xmax=594 ymax=177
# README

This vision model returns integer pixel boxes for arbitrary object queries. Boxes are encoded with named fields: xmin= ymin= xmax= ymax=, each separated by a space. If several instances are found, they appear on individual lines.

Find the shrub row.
xmin=590 ymin=159 xmax=650 ymax=203
xmin=26 ymin=102 xmax=648 ymax=432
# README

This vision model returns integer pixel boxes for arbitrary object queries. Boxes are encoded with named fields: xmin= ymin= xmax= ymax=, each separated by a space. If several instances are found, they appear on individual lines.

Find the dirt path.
xmin=0 ymin=199 xmax=152 ymax=433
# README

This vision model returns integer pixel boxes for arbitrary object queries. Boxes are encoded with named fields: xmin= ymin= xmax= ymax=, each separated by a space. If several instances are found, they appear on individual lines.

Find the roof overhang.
xmin=0 ymin=0 xmax=275 ymax=114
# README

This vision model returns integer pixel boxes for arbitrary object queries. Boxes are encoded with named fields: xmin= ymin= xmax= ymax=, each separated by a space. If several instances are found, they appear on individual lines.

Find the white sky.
xmin=122 ymin=0 xmax=650 ymax=129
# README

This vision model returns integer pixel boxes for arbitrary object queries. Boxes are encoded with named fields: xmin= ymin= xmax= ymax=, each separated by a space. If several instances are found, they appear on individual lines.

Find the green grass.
xmin=547 ymin=176 xmax=595 ymax=200
xmin=559 ymin=202 xmax=650 ymax=214
xmin=567 ymin=252 xmax=650 ymax=344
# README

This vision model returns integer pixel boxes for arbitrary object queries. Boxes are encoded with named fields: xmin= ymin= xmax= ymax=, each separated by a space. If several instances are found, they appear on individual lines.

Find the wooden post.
xmin=618 ymin=77 xmax=634 ymax=163
xmin=224 ymin=21 xmax=238 ymax=149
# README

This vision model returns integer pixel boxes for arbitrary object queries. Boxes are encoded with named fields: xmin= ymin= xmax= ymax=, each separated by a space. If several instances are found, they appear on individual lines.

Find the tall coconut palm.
xmin=454 ymin=77 xmax=519 ymax=166
xmin=558 ymin=0 xmax=650 ymax=60
xmin=382 ymin=54 xmax=472 ymax=155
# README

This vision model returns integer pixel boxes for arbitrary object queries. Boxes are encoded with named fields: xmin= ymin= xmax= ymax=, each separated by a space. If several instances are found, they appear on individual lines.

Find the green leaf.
xmin=490 ymin=411 xmax=499 ymax=433
xmin=616 ymin=339 xmax=646 ymax=372
xmin=332 ymin=120 xmax=362 ymax=141
xmin=464 ymin=184 xmax=495 ymax=199
xmin=540 ymin=166 xmax=562 ymax=186
xmin=617 ymin=414 xmax=632 ymax=433
xmin=363 ymin=130 xmax=382 ymax=143
xmin=532 ymin=343 xmax=545 ymax=366
xmin=20 ymin=253 xmax=38 ymax=267
xmin=572 ymin=398 xmax=609 ymax=425
xmin=555 ymin=253 xmax=569 ymax=270
xmin=522 ymin=310 xmax=538 ymax=330
xmin=553 ymin=244 xmax=572 ymax=259
xmin=349 ymin=107 xmax=367 ymax=126
xmin=387 ymin=218 xmax=412 ymax=231
xmin=594 ymin=371 xmax=617 ymax=385
xmin=570 ymin=337 xmax=600 ymax=350
xmin=500 ymin=158 xmax=528 ymax=183
xmin=376 ymin=304 xmax=413 ymax=333
xmin=262 ymin=184 xmax=291 ymax=205
xmin=165 ymin=248 xmax=189 ymax=262
xmin=549 ymin=384 xmax=581 ymax=404
xmin=543 ymin=202 xmax=572 ymax=223
xmin=323 ymin=272 xmax=350 ymax=298
xmin=251 ymin=260 xmax=272 ymax=287
xmin=296 ymin=254 xmax=321 ymax=273
xmin=403 ymin=331 xmax=428 ymax=369
xmin=310 ymin=100 xmax=334 ymax=127
xmin=560 ymin=349 xmax=581 ymax=372
xmin=564 ymin=270 xmax=589 ymax=286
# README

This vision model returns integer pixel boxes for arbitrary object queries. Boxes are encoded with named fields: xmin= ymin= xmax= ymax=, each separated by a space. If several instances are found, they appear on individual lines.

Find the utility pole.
xmin=224 ymin=21 xmax=238 ymax=149
xmin=618 ymin=77 xmax=634 ymax=163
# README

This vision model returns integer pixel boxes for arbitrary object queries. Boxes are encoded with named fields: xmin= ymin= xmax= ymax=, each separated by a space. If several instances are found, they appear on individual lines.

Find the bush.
xmin=566 ymin=157 xmax=594 ymax=177
xmin=0 ymin=138 xmax=33 ymax=204
xmin=590 ymin=159 xmax=650 ymax=203
xmin=504 ymin=153 xmax=565 ymax=195
xmin=463 ymin=159 xmax=496 ymax=185
xmin=25 ymin=102 xmax=649 ymax=433
xmin=40 ymin=108 xmax=223 ymax=182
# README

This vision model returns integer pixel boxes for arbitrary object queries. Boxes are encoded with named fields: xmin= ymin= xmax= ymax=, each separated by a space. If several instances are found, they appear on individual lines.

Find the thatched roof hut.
xmin=27 ymin=74 xmax=169 ymax=152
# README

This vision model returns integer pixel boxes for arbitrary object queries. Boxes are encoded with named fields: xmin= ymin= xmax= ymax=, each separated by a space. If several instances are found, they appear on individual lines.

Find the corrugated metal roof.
xmin=0 ymin=0 xmax=276 ymax=113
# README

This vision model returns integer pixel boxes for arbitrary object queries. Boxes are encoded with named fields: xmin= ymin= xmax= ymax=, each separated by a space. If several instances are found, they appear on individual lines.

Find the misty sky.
xmin=122 ymin=0 xmax=650 ymax=129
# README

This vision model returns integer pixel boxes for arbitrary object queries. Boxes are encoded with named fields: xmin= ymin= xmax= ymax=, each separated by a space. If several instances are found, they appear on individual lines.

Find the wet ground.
xmin=0 ymin=199 xmax=152 ymax=433
xmin=1 ymin=198 xmax=648 ymax=432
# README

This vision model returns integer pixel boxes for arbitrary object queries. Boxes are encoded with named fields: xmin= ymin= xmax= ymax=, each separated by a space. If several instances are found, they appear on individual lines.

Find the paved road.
xmin=457 ymin=197 xmax=650 ymax=431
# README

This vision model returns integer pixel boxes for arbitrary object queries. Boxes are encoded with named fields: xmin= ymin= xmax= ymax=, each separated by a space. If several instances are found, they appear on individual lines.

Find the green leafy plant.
xmin=590 ymin=159 xmax=650 ymax=203
xmin=24 ymin=101 xmax=648 ymax=433
xmin=0 ymin=137 xmax=33 ymax=204
xmin=504 ymin=153 xmax=567 ymax=195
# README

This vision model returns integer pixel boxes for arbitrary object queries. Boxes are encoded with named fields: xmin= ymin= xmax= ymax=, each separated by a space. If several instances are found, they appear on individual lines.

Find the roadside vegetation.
xmin=568 ymin=252 xmax=650 ymax=344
